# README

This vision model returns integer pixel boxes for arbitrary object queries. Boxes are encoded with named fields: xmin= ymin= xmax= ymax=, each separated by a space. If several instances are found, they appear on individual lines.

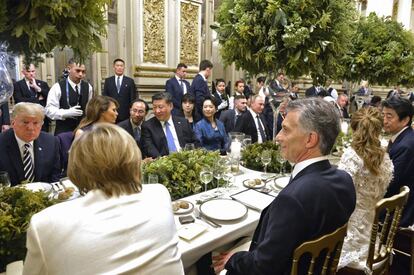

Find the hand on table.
xmin=212 ymin=251 xmax=233 ymax=274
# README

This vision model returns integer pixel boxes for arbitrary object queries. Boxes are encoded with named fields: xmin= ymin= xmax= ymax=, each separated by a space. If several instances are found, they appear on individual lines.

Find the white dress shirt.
xmin=23 ymin=184 xmax=184 ymax=275
xmin=248 ymin=108 xmax=266 ymax=143
xmin=45 ymin=78 xmax=93 ymax=120
xmin=161 ymin=116 xmax=182 ymax=151
xmin=115 ymin=75 xmax=124 ymax=89
xmin=14 ymin=134 xmax=34 ymax=165
xmin=175 ymin=75 xmax=187 ymax=94
xmin=291 ymin=156 xmax=329 ymax=180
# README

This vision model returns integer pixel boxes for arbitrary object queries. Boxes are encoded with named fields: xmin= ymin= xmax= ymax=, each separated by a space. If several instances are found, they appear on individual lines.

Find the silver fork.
xmin=194 ymin=208 xmax=221 ymax=228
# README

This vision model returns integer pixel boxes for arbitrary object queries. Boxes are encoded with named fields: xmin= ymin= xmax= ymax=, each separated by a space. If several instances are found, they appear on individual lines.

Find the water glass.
xmin=261 ymin=150 xmax=272 ymax=177
xmin=243 ymin=136 xmax=252 ymax=148
xmin=148 ymin=174 xmax=159 ymax=184
xmin=200 ymin=167 xmax=213 ymax=192
xmin=0 ymin=171 xmax=11 ymax=188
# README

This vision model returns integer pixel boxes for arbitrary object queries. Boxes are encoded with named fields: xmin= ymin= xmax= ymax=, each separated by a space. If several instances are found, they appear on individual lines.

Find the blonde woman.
xmin=23 ymin=123 xmax=184 ymax=275
xmin=337 ymin=107 xmax=393 ymax=272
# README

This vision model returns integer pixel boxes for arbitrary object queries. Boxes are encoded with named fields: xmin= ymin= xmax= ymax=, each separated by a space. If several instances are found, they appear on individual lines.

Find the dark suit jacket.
xmin=0 ymin=129 xmax=61 ymax=186
xmin=165 ymin=77 xmax=190 ymax=116
xmin=141 ymin=115 xmax=200 ymax=158
xmin=386 ymin=127 xmax=414 ymax=226
xmin=305 ymin=86 xmax=327 ymax=98
xmin=103 ymin=75 xmax=137 ymax=123
xmin=190 ymin=74 xmax=210 ymax=119
xmin=233 ymin=111 xmax=271 ymax=143
xmin=13 ymin=78 xmax=50 ymax=106
xmin=219 ymin=109 xmax=237 ymax=133
xmin=225 ymin=160 xmax=356 ymax=275
xmin=117 ymin=119 xmax=143 ymax=151
xmin=0 ymin=103 xmax=10 ymax=128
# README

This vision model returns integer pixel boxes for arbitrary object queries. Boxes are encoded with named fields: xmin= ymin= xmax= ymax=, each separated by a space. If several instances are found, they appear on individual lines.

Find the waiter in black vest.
xmin=45 ymin=59 xmax=93 ymax=135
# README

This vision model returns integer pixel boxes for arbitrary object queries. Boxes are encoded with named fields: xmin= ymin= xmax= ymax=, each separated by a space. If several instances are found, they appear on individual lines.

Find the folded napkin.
xmin=178 ymin=223 xmax=207 ymax=241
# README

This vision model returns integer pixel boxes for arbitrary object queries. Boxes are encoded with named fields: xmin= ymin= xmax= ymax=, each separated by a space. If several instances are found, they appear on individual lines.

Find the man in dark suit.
xmin=212 ymin=78 xmax=229 ymax=118
xmin=219 ymin=95 xmax=247 ymax=133
xmin=141 ymin=92 xmax=199 ymax=158
xmin=336 ymin=94 xmax=350 ymax=119
xmin=382 ymin=97 xmax=414 ymax=227
xmin=305 ymin=84 xmax=327 ymax=97
xmin=355 ymin=80 xmax=370 ymax=96
xmin=117 ymin=99 xmax=149 ymax=150
xmin=165 ymin=63 xmax=191 ymax=116
xmin=0 ymin=102 xmax=61 ymax=186
xmin=190 ymin=59 xmax=213 ymax=119
xmin=233 ymin=95 xmax=271 ymax=143
xmin=0 ymin=102 xmax=10 ymax=132
xmin=103 ymin=58 xmax=137 ymax=123
xmin=13 ymin=64 xmax=50 ymax=131
xmin=214 ymin=98 xmax=356 ymax=275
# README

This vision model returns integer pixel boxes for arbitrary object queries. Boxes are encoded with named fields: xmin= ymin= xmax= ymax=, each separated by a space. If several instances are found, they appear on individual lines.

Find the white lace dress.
xmin=337 ymin=147 xmax=393 ymax=273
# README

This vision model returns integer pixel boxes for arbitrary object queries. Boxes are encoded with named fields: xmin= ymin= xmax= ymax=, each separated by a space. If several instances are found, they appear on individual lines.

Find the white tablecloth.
xmin=175 ymin=166 xmax=280 ymax=269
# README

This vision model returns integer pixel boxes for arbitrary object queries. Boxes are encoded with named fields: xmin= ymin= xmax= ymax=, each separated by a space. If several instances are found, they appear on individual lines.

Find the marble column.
xmin=397 ymin=0 xmax=413 ymax=29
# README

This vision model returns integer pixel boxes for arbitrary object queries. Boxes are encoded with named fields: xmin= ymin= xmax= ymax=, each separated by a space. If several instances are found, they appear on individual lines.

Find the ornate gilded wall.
xmin=143 ymin=0 xmax=166 ymax=64
xmin=180 ymin=2 xmax=199 ymax=66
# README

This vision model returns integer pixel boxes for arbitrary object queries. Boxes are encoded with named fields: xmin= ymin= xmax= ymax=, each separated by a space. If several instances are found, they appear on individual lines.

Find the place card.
xmin=178 ymin=223 xmax=207 ymax=241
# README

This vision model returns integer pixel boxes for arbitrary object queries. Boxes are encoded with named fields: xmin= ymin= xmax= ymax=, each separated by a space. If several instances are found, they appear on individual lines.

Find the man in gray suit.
xmin=219 ymin=95 xmax=247 ymax=133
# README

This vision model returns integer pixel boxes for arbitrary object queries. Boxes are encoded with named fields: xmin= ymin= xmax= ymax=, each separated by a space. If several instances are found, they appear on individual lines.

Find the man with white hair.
xmin=0 ymin=102 xmax=61 ymax=186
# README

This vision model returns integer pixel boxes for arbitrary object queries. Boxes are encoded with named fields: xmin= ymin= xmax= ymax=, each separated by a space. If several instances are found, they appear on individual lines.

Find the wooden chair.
xmin=338 ymin=186 xmax=410 ymax=275
xmin=291 ymin=223 xmax=348 ymax=275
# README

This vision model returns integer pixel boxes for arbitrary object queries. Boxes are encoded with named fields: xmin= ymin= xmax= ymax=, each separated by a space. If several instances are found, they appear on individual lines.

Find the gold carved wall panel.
xmin=180 ymin=2 xmax=199 ymax=66
xmin=143 ymin=0 xmax=166 ymax=64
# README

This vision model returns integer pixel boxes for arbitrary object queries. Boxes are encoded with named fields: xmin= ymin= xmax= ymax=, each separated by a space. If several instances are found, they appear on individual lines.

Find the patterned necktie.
xmin=256 ymin=115 xmax=267 ymax=142
xmin=180 ymin=80 xmax=185 ymax=94
xmin=387 ymin=140 xmax=393 ymax=153
xmin=134 ymin=126 xmax=141 ymax=143
xmin=165 ymin=121 xmax=177 ymax=153
xmin=23 ymin=143 xmax=34 ymax=183
xmin=116 ymin=76 xmax=121 ymax=93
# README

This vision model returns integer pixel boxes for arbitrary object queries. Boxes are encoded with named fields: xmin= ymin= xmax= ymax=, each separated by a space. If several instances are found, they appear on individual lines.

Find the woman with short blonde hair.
xmin=23 ymin=123 xmax=184 ymax=275
xmin=338 ymin=107 xmax=393 ymax=272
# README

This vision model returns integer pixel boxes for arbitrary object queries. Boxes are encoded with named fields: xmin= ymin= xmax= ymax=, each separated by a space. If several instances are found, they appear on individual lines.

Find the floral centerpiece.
xmin=241 ymin=141 xmax=292 ymax=173
xmin=0 ymin=187 xmax=56 ymax=272
xmin=142 ymin=149 xmax=220 ymax=200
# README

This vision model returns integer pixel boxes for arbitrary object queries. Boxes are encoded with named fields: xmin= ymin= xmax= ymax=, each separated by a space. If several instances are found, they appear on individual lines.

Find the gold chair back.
xmin=291 ymin=223 xmax=348 ymax=275
xmin=366 ymin=186 xmax=410 ymax=274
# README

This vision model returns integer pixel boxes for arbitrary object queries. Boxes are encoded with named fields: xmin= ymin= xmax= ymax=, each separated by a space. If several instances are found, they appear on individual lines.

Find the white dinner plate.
xmin=273 ymin=176 xmax=290 ymax=189
xmin=172 ymin=200 xmax=194 ymax=215
xmin=243 ymin=179 xmax=265 ymax=189
xmin=200 ymin=199 xmax=247 ymax=221
xmin=21 ymin=182 xmax=53 ymax=192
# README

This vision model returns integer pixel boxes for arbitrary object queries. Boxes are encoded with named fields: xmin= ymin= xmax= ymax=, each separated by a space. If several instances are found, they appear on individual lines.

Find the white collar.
xmin=291 ymin=156 xmax=329 ymax=180
xmin=68 ymin=77 xmax=81 ymax=90
xmin=248 ymin=108 xmax=259 ymax=118
xmin=391 ymin=126 xmax=409 ymax=143
xmin=198 ymin=72 xmax=207 ymax=81
xmin=14 ymin=133 xmax=34 ymax=149
xmin=175 ymin=75 xmax=183 ymax=82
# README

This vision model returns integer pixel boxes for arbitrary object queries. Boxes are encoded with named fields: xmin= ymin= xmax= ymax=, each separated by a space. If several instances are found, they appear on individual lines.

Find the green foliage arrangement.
xmin=0 ymin=0 xmax=110 ymax=63
xmin=0 ymin=187 xmax=55 ymax=272
xmin=143 ymin=150 xmax=220 ymax=200
xmin=241 ymin=141 xmax=291 ymax=173
xmin=342 ymin=13 xmax=414 ymax=86
xmin=213 ymin=0 xmax=357 ymax=83
xmin=332 ymin=130 xmax=353 ymax=155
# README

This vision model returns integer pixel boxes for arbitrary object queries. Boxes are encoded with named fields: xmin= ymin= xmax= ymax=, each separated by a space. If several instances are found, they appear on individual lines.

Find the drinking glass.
xmin=261 ymin=150 xmax=272 ymax=178
xmin=148 ymin=174 xmax=159 ymax=184
xmin=0 ymin=171 xmax=11 ymax=188
xmin=213 ymin=166 xmax=223 ymax=188
xmin=200 ymin=167 xmax=213 ymax=193
xmin=184 ymin=143 xmax=195 ymax=151
xmin=275 ymin=153 xmax=285 ymax=176
xmin=242 ymin=135 xmax=252 ymax=148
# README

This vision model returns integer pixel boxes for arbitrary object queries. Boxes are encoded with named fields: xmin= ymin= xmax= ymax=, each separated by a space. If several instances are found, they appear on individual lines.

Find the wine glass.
xmin=275 ymin=153 xmax=285 ymax=176
xmin=213 ymin=166 xmax=224 ymax=195
xmin=0 ymin=171 xmax=11 ymax=188
xmin=261 ymin=150 xmax=272 ymax=178
xmin=199 ymin=167 xmax=213 ymax=193
xmin=184 ymin=143 xmax=195 ymax=151
xmin=242 ymin=135 xmax=252 ymax=148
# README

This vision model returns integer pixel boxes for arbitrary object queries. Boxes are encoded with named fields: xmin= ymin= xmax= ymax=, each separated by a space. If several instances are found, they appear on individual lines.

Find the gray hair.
xmin=286 ymin=98 xmax=340 ymax=155
xmin=12 ymin=102 xmax=45 ymax=120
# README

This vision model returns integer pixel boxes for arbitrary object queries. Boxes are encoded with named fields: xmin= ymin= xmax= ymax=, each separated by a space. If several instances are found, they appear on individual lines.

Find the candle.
xmin=230 ymin=140 xmax=241 ymax=158
xmin=340 ymin=121 xmax=349 ymax=135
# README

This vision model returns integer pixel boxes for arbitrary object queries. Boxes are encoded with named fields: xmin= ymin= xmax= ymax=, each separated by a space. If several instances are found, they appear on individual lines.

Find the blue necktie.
xmin=165 ymin=122 xmax=177 ymax=153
